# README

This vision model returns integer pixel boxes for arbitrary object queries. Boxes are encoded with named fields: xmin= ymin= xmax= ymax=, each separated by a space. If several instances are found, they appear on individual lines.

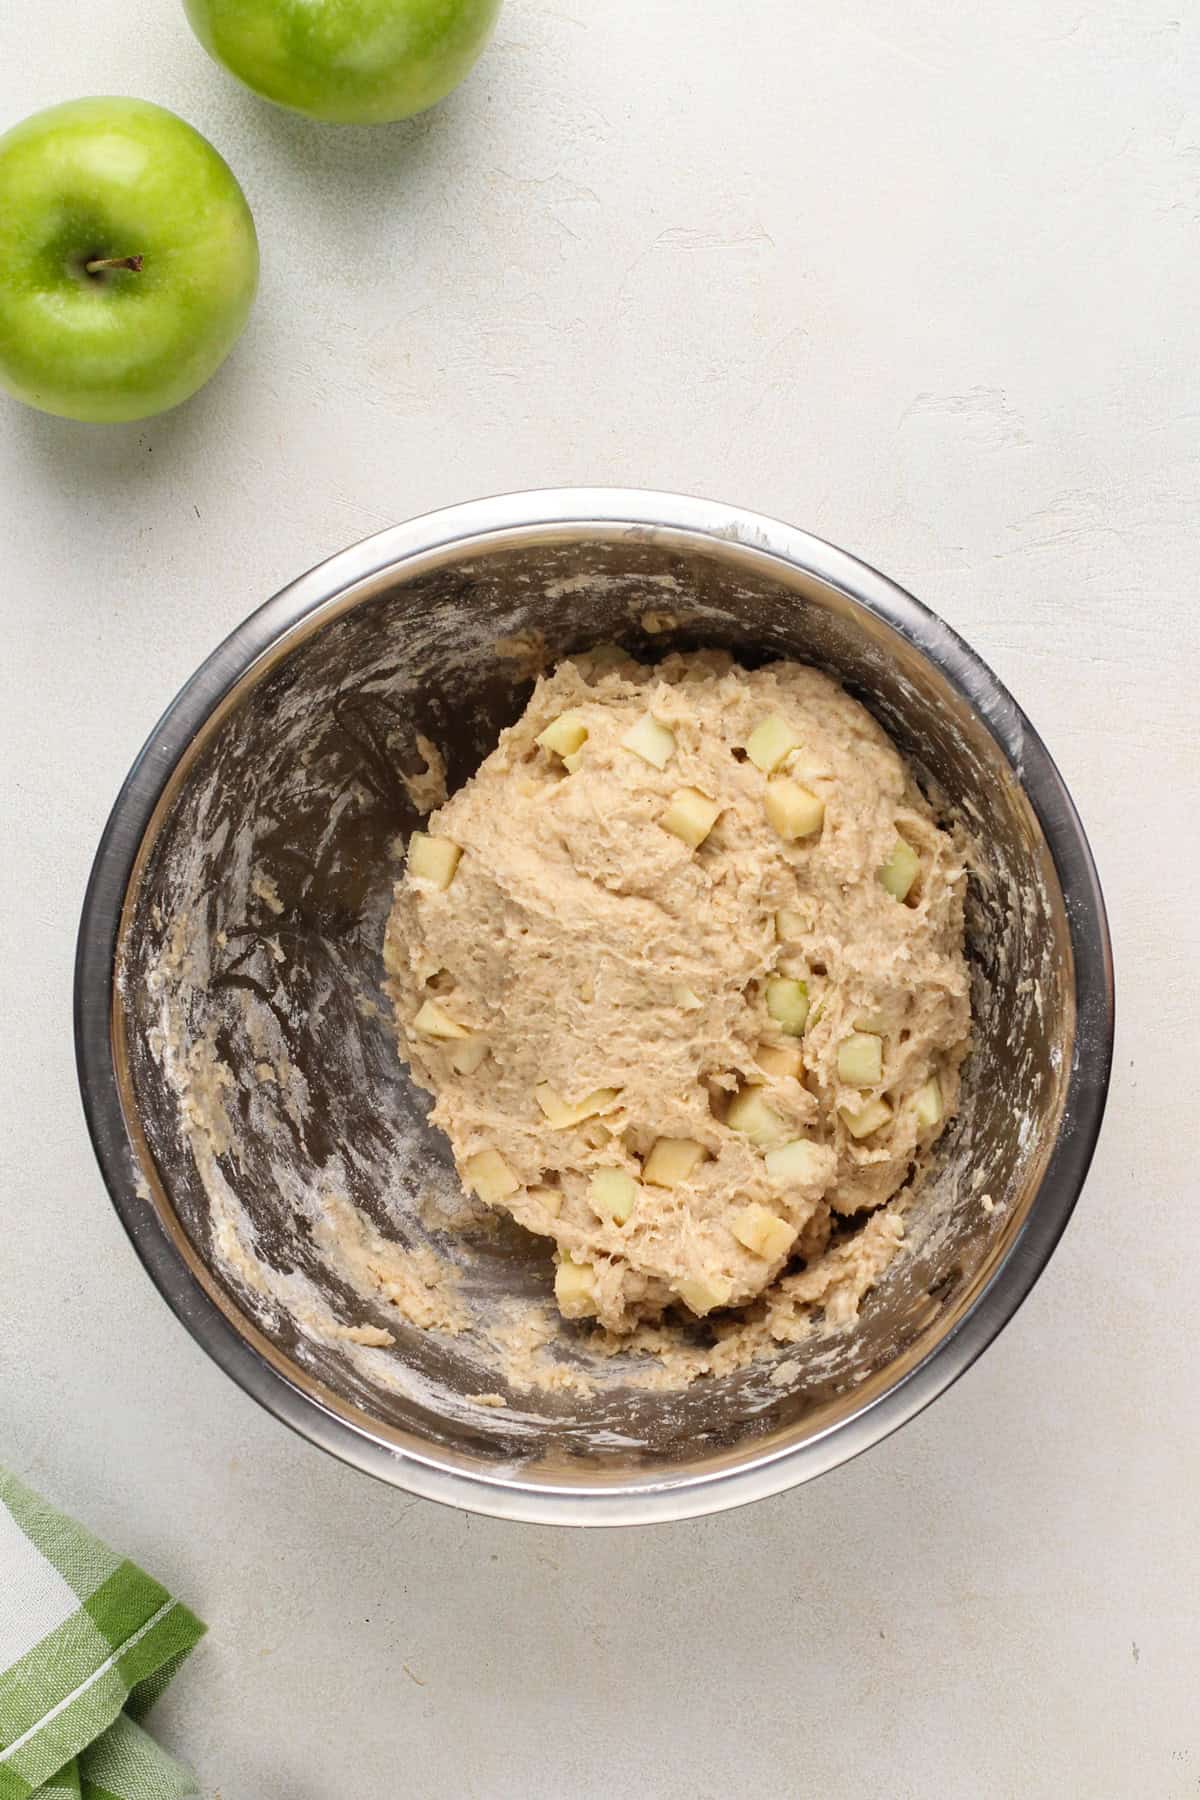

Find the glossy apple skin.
xmin=183 ymin=0 xmax=502 ymax=125
xmin=0 ymin=98 xmax=258 ymax=423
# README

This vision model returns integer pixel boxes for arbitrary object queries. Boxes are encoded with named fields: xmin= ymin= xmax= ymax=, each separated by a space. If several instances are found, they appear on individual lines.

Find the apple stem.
xmin=85 ymin=255 xmax=144 ymax=276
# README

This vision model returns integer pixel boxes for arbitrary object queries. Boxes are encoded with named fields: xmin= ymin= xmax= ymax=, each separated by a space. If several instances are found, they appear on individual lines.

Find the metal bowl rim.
xmin=74 ymin=486 xmax=1115 ymax=1527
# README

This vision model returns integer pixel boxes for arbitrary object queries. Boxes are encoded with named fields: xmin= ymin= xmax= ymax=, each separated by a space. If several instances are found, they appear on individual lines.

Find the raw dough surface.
xmin=384 ymin=651 xmax=970 ymax=1337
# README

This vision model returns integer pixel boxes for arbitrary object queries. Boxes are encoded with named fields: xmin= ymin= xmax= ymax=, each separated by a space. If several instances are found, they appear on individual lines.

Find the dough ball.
xmin=385 ymin=651 xmax=970 ymax=1336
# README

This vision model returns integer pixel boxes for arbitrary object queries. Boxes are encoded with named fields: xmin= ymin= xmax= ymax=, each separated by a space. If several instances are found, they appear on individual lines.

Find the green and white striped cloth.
xmin=0 ymin=1471 xmax=205 ymax=1800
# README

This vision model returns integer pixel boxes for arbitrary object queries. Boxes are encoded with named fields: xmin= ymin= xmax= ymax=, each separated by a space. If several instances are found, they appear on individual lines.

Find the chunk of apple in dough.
xmin=878 ymin=835 xmax=921 ymax=902
xmin=643 ymin=1137 xmax=706 ymax=1187
xmin=535 ymin=1085 xmax=622 ymax=1129
xmin=913 ymin=1076 xmax=944 ymax=1130
xmin=673 ymin=983 xmax=703 ymax=1012
xmin=787 ymin=749 xmax=832 ymax=783
xmin=621 ymin=714 xmax=676 ymax=769
xmin=776 ymin=907 xmax=809 ymax=942
xmin=463 ymin=1149 xmax=520 ymax=1203
xmin=589 ymin=1168 xmax=639 ymax=1225
xmin=838 ymin=1031 xmax=883 ymax=1087
xmin=725 ymin=1088 xmax=788 ymax=1147
xmin=746 ymin=713 xmax=804 ymax=774
xmin=840 ymin=1097 xmax=894 ymax=1139
xmin=675 ymin=1274 xmax=733 ymax=1316
xmin=561 ymin=749 xmax=585 ymax=774
xmin=764 ymin=778 xmax=825 ymax=841
xmin=766 ymin=975 xmax=809 ymax=1035
xmin=854 ymin=1012 xmax=890 ymax=1036
xmin=764 ymin=1137 xmax=829 ymax=1186
xmin=732 ymin=1203 xmax=797 ymax=1261
xmin=529 ymin=1185 xmax=563 ymax=1218
xmin=554 ymin=1256 xmax=598 ymax=1317
xmin=413 ymin=999 xmax=471 ymax=1040
xmin=756 ymin=1041 xmax=804 ymax=1080
xmin=661 ymin=787 xmax=721 ymax=849
xmin=536 ymin=712 xmax=588 ymax=758
xmin=451 ymin=1035 xmax=488 ymax=1075
xmin=407 ymin=833 xmax=461 ymax=890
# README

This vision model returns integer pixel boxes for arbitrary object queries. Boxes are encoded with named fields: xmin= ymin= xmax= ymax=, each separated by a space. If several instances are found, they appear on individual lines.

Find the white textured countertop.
xmin=2 ymin=1 xmax=1196 ymax=1794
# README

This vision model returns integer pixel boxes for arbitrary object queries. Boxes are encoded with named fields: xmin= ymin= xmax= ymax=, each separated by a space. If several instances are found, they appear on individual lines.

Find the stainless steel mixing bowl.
xmin=75 ymin=489 xmax=1113 ymax=1525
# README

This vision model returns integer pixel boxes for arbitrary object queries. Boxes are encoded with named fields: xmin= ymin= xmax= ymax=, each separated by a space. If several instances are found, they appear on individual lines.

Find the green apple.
xmin=0 ymin=99 xmax=258 ymax=423
xmin=183 ymin=0 xmax=503 ymax=125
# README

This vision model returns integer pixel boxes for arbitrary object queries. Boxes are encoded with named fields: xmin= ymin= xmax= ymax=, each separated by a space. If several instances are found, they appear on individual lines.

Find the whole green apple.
xmin=183 ymin=0 xmax=502 ymax=124
xmin=0 ymin=98 xmax=258 ymax=423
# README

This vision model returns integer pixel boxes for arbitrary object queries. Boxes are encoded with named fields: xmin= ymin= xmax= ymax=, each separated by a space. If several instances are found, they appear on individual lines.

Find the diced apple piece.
xmin=463 ymin=1149 xmax=520 ymax=1203
xmin=854 ymin=1011 xmax=890 ymax=1035
xmin=746 ymin=713 xmax=804 ymax=774
xmin=554 ymin=1256 xmax=598 ymax=1318
xmin=731 ymin=1203 xmax=797 ymax=1262
xmin=536 ymin=711 xmax=588 ymax=758
xmin=878 ymin=835 xmax=921 ymax=902
xmin=675 ymin=1274 xmax=733 ymax=1316
xmin=451 ymin=1035 xmax=488 ymax=1075
xmin=838 ymin=1031 xmax=883 ymax=1087
xmin=661 ymin=787 xmax=721 ymax=849
xmin=786 ymin=749 xmax=832 ymax=783
xmin=840 ymin=1098 xmax=894 ymax=1140
xmin=407 ymin=833 xmax=462 ymax=890
xmin=413 ymin=999 xmax=471 ymax=1040
xmin=673 ymin=983 xmax=703 ymax=1012
xmin=534 ymin=1085 xmax=567 ymax=1124
xmin=756 ymin=1042 xmax=804 ymax=1080
xmin=766 ymin=975 xmax=809 ymax=1036
xmin=764 ymin=778 xmax=825 ymax=841
xmin=529 ymin=1185 xmax=563 ymax=1218
xmin=535 ymin=1085 xmax=622 ymax=1129
xmin=643 ymin=1137 xmax=707 ymax=1187
xmin=725 ymin=1088 xmax=788 ymax=1147
xmin=764 ymin=1137 xmax=830 ymax=1186
xmin=913 ymin=1077 xmax=944 ymax=1131
xmin=589 ymin=1168 xmax=639 ymax=1225
xmin=621 ymin=714 xmax=676 ymax=769
xmin=562 ymin=749 xmax=584 ymax=774
xmin=775 ymin=907 xmax=809 ymax=942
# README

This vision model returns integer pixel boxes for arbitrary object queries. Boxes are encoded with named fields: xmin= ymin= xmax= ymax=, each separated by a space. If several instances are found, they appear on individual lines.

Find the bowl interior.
xmin=111 ymin=525 xmax=1073 ymax=1495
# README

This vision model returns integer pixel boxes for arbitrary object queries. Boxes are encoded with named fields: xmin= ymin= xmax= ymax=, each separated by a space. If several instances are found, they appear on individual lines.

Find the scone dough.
xmin=384 ymin=651 xmax=970 ymax=1336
